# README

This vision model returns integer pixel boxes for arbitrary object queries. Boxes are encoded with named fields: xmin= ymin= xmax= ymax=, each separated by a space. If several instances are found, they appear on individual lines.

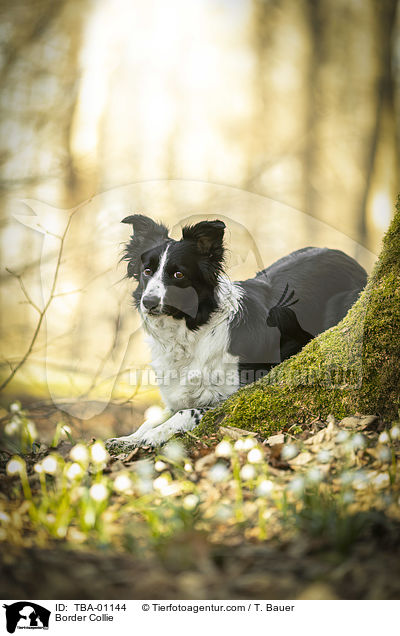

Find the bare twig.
xmin=0 ymin=196 xmax=93 ymax=392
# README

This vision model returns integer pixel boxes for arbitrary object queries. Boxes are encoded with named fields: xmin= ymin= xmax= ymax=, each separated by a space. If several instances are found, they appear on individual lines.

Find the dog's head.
xmin=121 ymin=214 xmax=226 ymax=330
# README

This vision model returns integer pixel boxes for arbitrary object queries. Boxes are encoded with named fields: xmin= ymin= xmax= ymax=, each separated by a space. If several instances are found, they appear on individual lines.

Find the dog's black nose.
xmin=142 ymin=295 xmax=161 ymax=311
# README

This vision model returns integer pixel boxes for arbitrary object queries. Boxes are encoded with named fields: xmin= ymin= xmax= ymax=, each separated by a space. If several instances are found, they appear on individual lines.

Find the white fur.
xmin=141 ymin=276 xmax=242 ymax=411
xmin=141 ymin=244 xmax=170 ymax=310
xmin=106 ymin=277 xmax=242 ymax=448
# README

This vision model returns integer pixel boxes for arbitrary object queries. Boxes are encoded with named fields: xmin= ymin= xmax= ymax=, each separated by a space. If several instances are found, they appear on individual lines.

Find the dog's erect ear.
xmin=121 ymin=214 xmax=169 ymax=242
xmin=182 ymin=220 xmax=225 ymax=255
xmin=121 ymin=214 xmax=169 ymax=279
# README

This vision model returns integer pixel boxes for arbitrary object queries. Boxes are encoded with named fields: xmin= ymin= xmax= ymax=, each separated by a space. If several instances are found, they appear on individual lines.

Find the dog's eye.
xmin=174 ymin=271 xmax=184 ymax=279
xmin=143 ymin=268 xmax=152 ymax=276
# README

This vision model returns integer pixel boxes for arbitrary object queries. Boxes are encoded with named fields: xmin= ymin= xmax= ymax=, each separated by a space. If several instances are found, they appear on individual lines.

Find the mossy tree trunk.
xmin=197 ymin=195 xmax=400 ymax=437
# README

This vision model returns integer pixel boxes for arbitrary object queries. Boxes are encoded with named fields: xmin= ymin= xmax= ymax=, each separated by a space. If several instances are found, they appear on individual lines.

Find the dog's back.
xmin=229 ymin=247 xmax=367 ymax=372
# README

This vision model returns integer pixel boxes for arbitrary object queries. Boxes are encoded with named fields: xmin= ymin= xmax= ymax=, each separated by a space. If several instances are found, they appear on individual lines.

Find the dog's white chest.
xmin=144 ymin=314 xmax=239 ymax=411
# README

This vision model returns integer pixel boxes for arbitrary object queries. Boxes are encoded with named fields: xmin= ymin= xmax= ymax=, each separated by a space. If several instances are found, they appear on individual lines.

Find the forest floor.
xmin=0 ymin=399 xmax=400 ymax=600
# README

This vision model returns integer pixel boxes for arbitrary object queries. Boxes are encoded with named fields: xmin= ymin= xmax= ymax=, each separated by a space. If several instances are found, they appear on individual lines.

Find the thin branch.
xmin=0 ymin=196 xmax=93 ymax=392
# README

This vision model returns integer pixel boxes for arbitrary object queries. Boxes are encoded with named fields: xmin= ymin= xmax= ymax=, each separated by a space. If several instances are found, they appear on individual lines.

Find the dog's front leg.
xmin=106 ymin=408 xmax=208 ymax=450
xmin=138 ymin=408 xmax=208 ymax=447
xmin=105 ymin=408 xmax=171 ymax=451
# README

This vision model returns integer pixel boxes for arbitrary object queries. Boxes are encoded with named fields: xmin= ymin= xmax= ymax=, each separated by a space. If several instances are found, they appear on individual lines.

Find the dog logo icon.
xmin=2 ymin=602 xmax=50 ymax=633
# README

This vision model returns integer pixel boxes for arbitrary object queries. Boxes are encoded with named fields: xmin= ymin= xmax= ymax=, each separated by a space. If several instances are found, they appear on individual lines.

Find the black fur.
xmin=122 ymin=216 xmax=226 ymax=330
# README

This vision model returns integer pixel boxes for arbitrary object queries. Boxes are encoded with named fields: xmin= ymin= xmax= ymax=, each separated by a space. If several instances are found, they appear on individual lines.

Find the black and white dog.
xmin=106 ymin=214 xmax=367 ymax=449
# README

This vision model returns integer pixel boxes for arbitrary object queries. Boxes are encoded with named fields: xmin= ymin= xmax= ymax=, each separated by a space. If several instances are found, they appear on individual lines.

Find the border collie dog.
xmin=106 ymin=214 xmax=367 ymax=449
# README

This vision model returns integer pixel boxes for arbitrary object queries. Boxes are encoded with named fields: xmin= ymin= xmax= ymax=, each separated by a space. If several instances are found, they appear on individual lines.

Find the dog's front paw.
xmin=105 ymin=435 xmax=141 ymax=453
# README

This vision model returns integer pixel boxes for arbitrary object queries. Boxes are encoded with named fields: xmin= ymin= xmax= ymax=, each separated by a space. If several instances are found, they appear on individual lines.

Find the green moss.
xmin=195 ymin=194 xmax=400 ymax=438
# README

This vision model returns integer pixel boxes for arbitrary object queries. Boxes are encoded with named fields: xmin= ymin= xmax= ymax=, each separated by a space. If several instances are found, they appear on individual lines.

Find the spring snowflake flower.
xmin=234 ymin=439 xmax=245 ymax=451
xmin=10 ymin=402 xmax=21 ymax=413
xmin=153 ymin=475 xmax=170 ymax=492
xmin=70 ymin=444 xmax=89 ymax=463
xmin=390 ymin=425 xmax=400 ymax=440
xmin=89 ymin=483 xmax=108 ymax=502
xmin=215 ymin=441 xmax=232 ymax=458
xmin=66 ymin=463 xmax=84 ymax=480
xmin=5 ymin=420 xmax=20 ymax=436
xmin=144 ymin=405 xmax=165 ymax=425
xmin=0 ymin=511 xmax=11 ymax=523
xmin=243 ymin=438 xmax=257 ymax=450
xmin=155 ymin=460 xmax=168 ymax=472
xmin=377 ymin=446 xmax=391 ymax=463
xmin=316 ymin=449 xmax=331 ymax=464
xmin=240 ymin=464 xmax=256 ymax=480
xmin=350 ymin=433 xmax=366 ymax=450
xmin=256 ymin=479 xmax=274 ymax=496
xmin=247 ymin=448 xmax=263 ymax=464
xmin=281 ymin=443 xmax=299 ymax=461
xmin=306 ymin=467 xmax=323 ymax=484
xmin=164 ymin=440 xmax=185 ymax=461
xmin=183 ymin=494 xmax=199 ymax=510
xmin=378 ymin=431 xmax=390 ymax=444
xmin=288 ymin=476 xmax=305 ymax=495
xmin=41 ymin=455 xmax=58 ymax=475
xmin=208 ymin=463 xmax=229 ymax=483
xmin=90 ymin=441 xmax=109 ymax=464
xmin=184 ymin=462 xmax=193 ymax=472
xmin=114 ymin=473 xmax=132 ymax=493
xmin=335 ymin=430 xmax=350 ymax=443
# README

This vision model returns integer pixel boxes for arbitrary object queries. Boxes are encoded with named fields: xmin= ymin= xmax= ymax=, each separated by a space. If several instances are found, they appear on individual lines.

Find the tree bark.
xmin=197 ymin=194 xmax=400 ymax=437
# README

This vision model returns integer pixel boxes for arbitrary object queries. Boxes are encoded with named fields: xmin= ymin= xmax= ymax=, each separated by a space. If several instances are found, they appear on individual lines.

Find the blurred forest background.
xmin=0 ymin=0 xmax=399 ymax=434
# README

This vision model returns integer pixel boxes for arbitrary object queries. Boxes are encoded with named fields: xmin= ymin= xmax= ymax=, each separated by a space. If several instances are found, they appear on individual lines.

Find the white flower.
xmin=61 ymin=425 xmax=72 ymax=438
xmin=390 ymin=425 xmax=400 ymax=440
xmin=215 ymin=441 xmax=232 ymax=458
xmin=183 ymin=494 xmax=199 ymax=510
xmin=90 ymin=441 xmax=109 ymax=464
xmin=66 ymin=463 xmax=84 ymax=480
xmin=240 ymin=464 xmax=256 ymax=480
xmin=164 ymin=440 xmax=185 ymax=461
xmin=378 ymin=431 xmax=390 ymax=444
xmin=153 ymin=475 xmax=169 ymax=492
xmin=34 ymin=463 xmax=43 ymax=474
xmin=155 ymin=460 xmax=167 ymax=472
xmin=288 ymin=476 xmax=305 ymax=495
xmin=317 ymin=449 xmax=331 ymax=464
xmin=281 ymin=443 xmax=299 ymax=461
xmin=247 ymin=448 xmax=263 ymax=464
xmin=0 ymin=511 xmax=11 ymax=523
xmin=26 ymin=421 xmax=38 ymax=440
xmin=42 ymin=456 xmax=58 ymax=475
xmin=6 ymin=457 xmax=25 ymax=475
xmin=70 ymin=444 xmax=89 ymax=463
xmin=114 ymin=473 xmax=132 ymax=493
xmin=256 ymin=479 xmax=274 ymax=496
xmin=350 ymin=433 xmax=365 ymax=450
xmin=234 ymin=439 xmax=245 ymax=451
xmin=243 ymin=438 xmax=257 ymax=450
xmin=335 ymin=430 xmax=349 ymax=443
xmin=89 ymin=483 xmax=108 ymax=502
xmin=144 ymin=405 xmax=165 ymax=426
xmin=377 ymin=446 xmax=391 ymax=463
xmin=208 ymin=463 xmax=229 ymax=482
xmin=10 ymin=402 xmax=21 ymax=413
xmin=4 ymin=421 xmax=20 ymax=436
xmin=306 ymin=468 xmax=323 ymax=484
xmin=184 ymin=462 xmax=193 ymax=472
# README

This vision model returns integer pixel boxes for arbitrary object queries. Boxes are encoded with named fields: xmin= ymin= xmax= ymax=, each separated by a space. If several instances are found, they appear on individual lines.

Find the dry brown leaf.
xmin=219 ymin=425 xmax=257 ymax=440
